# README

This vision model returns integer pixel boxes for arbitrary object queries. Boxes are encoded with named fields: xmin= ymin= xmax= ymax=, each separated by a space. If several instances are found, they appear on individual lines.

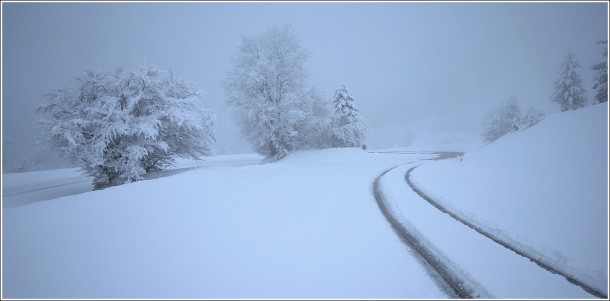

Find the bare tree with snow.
xmin=224 ymin=24 xmax=315 ymax=160
xmin=331 ymin=84 xmax=367 ymax=148
xmin=37 ymin=65 xmax=216 ymax=189
xmin=551 ymin=48 xmax=588 ymax=111
xmin=591 ymin=39 xmax=608 ymax=104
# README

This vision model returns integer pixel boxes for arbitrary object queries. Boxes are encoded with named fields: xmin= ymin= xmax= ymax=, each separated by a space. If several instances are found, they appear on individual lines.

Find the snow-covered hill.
xmin=410 ymin=103 xmax=608 ymax=295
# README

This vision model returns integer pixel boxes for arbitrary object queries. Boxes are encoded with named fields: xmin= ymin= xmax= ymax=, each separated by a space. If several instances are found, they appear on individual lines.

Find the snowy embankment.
xmin=3 ymin=148 xmax=446 ymax=298
xmin=1 ymin=154 xmax=263 ymax=209
xmin=407 ymin=103 xmax=608 ymax=296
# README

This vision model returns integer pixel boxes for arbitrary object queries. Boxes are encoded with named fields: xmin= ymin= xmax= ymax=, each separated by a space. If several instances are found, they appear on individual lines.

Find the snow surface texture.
xmin=380 ymin=164 xmax=597 ymax=298
xmin=411 ymin=103 xmax=608 ymax=296
xmin=2 ymin=155 xmax=263 ymax=209
xmin=3 ymin=149 xmax=447 ymax=298
xmin=3 ymin=103 xmax=607 ymax=298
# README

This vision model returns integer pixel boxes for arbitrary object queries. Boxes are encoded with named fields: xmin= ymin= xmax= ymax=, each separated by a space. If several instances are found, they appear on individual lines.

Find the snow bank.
xmin=411 ymin=103 xmax=608 ymax=294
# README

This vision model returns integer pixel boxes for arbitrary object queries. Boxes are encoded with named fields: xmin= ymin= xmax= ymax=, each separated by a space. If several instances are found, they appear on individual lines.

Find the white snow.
xmin=2 ymin=102 xmax=607 ymax=298
xmin=2 ymin=148 xmax=445 ymax=298
xmin=380 ymin=164 xmax=598 ymax=298
xmin=409 ymin=103 xmax=608 ymax=296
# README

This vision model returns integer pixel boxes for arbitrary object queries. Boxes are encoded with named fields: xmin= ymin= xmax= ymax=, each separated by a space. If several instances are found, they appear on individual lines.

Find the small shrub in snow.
xmin=37 ymin=65 xmax=216 ymax=189
xmin=481 ymin=94 xmax=522 ymax=143
xmin=520 ymin=107 xmax=546 ymax=129
xmin=293 ymin=87 xmax=336 ymax=150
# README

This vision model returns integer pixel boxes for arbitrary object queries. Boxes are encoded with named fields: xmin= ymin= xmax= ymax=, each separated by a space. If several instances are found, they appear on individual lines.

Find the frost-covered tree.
xmin=591 ymin=40 xmax=608 ymax=104
xmin=331 ymin=84 xmax=367 ymax=148
xmin=551 ymin=48 xmax=588 ymax=111
xmin=481 ymin=94 xmax=522 ymax=143
xmin=224 ymin=24 xmax=311 ymax=160
xmin=37 ymin=65 xmax=216 ymax=189
xmin=520 ymin=107 xmax=546 ymax=129
xmin=293 ymin=87 xmax=335 ymax=150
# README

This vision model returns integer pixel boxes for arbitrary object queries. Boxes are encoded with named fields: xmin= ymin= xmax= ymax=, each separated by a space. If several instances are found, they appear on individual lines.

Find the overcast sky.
xmin=2 ymin=2 xmax=608 ymax=166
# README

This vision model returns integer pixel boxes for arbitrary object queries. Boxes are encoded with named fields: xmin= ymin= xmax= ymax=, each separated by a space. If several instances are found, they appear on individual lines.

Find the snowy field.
xmin=3 ymin=149 xmax=447 ymax=298
xmin=2 ymin=104 xmax=608 ymax=298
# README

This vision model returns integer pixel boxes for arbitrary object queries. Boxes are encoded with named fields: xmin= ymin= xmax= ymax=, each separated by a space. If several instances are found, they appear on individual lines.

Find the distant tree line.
xmin=482 ymin=40 xmax=607 ymax=143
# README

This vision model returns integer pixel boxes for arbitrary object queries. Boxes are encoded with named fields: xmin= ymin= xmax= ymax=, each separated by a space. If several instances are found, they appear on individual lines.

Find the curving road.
xmin=404 ymin=164 xmax=608 ymax=299
xmin=373 ymin=151 xmax=605 ymax=299
xmin=373 ymin=165 xmax=477 ymax=298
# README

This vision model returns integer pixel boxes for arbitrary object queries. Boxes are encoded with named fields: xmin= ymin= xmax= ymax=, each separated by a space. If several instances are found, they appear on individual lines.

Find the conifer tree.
xmin=591 ymin=40 xmax=608 ymax=104
xmin=551 ymin=48 xmax=588 ymax=111
xmin=331 ymin=84 xmax=367 ymax=147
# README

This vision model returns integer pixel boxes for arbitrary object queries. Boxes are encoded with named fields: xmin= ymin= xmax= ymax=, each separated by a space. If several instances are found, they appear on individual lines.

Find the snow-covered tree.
xmin=520 ymin=107 xmax=546 ymax=129
xmin=224 ymin=24 xmax=311 ymax=160
xmin=551 ymin=48 xmax=588 ymax=111
xmin=37 ymin=65 xmax=216 ymax=189
xmin=591 ymin=39 xmax=608 ymax=104
xmin=293 ymin=87 xmax=335 ymax=150
xmin=481 ymin=94 xmax=522 ymax=143
xmin=331 ymin=84 xmax=367 ymax=148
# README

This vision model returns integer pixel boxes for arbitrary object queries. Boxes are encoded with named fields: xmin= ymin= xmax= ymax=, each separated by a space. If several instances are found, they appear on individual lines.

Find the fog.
xmin=2 ymin=2 xmax=607 ymax=171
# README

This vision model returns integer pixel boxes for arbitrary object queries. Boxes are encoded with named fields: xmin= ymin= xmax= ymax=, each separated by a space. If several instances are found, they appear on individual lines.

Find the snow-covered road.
xmin=405 ymin=165 xmax=606 ymax=298
xmin=375 ymin=160 xmax=599 ymax=298
xmin=373 ymin=162 xmax=480 ymax=299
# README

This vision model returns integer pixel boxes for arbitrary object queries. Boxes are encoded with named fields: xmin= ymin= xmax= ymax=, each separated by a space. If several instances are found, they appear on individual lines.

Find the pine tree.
xmin=551 ymin=48 xmax=588 ymax=111
xmin=331 ymin=84 xmax=367 ymax=147
xmin=591 ymin=40 xmax=608 ymax=104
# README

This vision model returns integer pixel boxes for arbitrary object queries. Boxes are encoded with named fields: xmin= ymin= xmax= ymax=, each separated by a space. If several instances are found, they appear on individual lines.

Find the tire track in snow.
xmin=405 ymin=165 xmax=608 ymax=299
xmin=2 ymin=176 xmax=92 ymax=196
xmin=373 ymin=165 xmax=477 ymax=299
xmin=2 ymin=158 xmax=261 ymax=197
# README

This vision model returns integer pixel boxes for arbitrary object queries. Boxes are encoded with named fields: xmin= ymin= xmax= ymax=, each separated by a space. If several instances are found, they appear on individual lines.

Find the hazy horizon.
xmin=2 ymin=1 xmax=607 ymax=171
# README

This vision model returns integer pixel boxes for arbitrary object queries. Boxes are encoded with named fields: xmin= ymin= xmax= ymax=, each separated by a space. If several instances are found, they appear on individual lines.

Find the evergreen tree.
xmin=551 ymin=48 xmax=588 ymax=111
xmin=331 ymin=84 xmax=367 ymax=147
xmin=591 ymin=39 xmax=608 ymax=104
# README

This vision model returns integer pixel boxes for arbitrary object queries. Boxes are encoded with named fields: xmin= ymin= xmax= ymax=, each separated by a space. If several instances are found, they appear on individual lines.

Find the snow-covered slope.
xmin=410 ymin=103 xmax=608 ymax=294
